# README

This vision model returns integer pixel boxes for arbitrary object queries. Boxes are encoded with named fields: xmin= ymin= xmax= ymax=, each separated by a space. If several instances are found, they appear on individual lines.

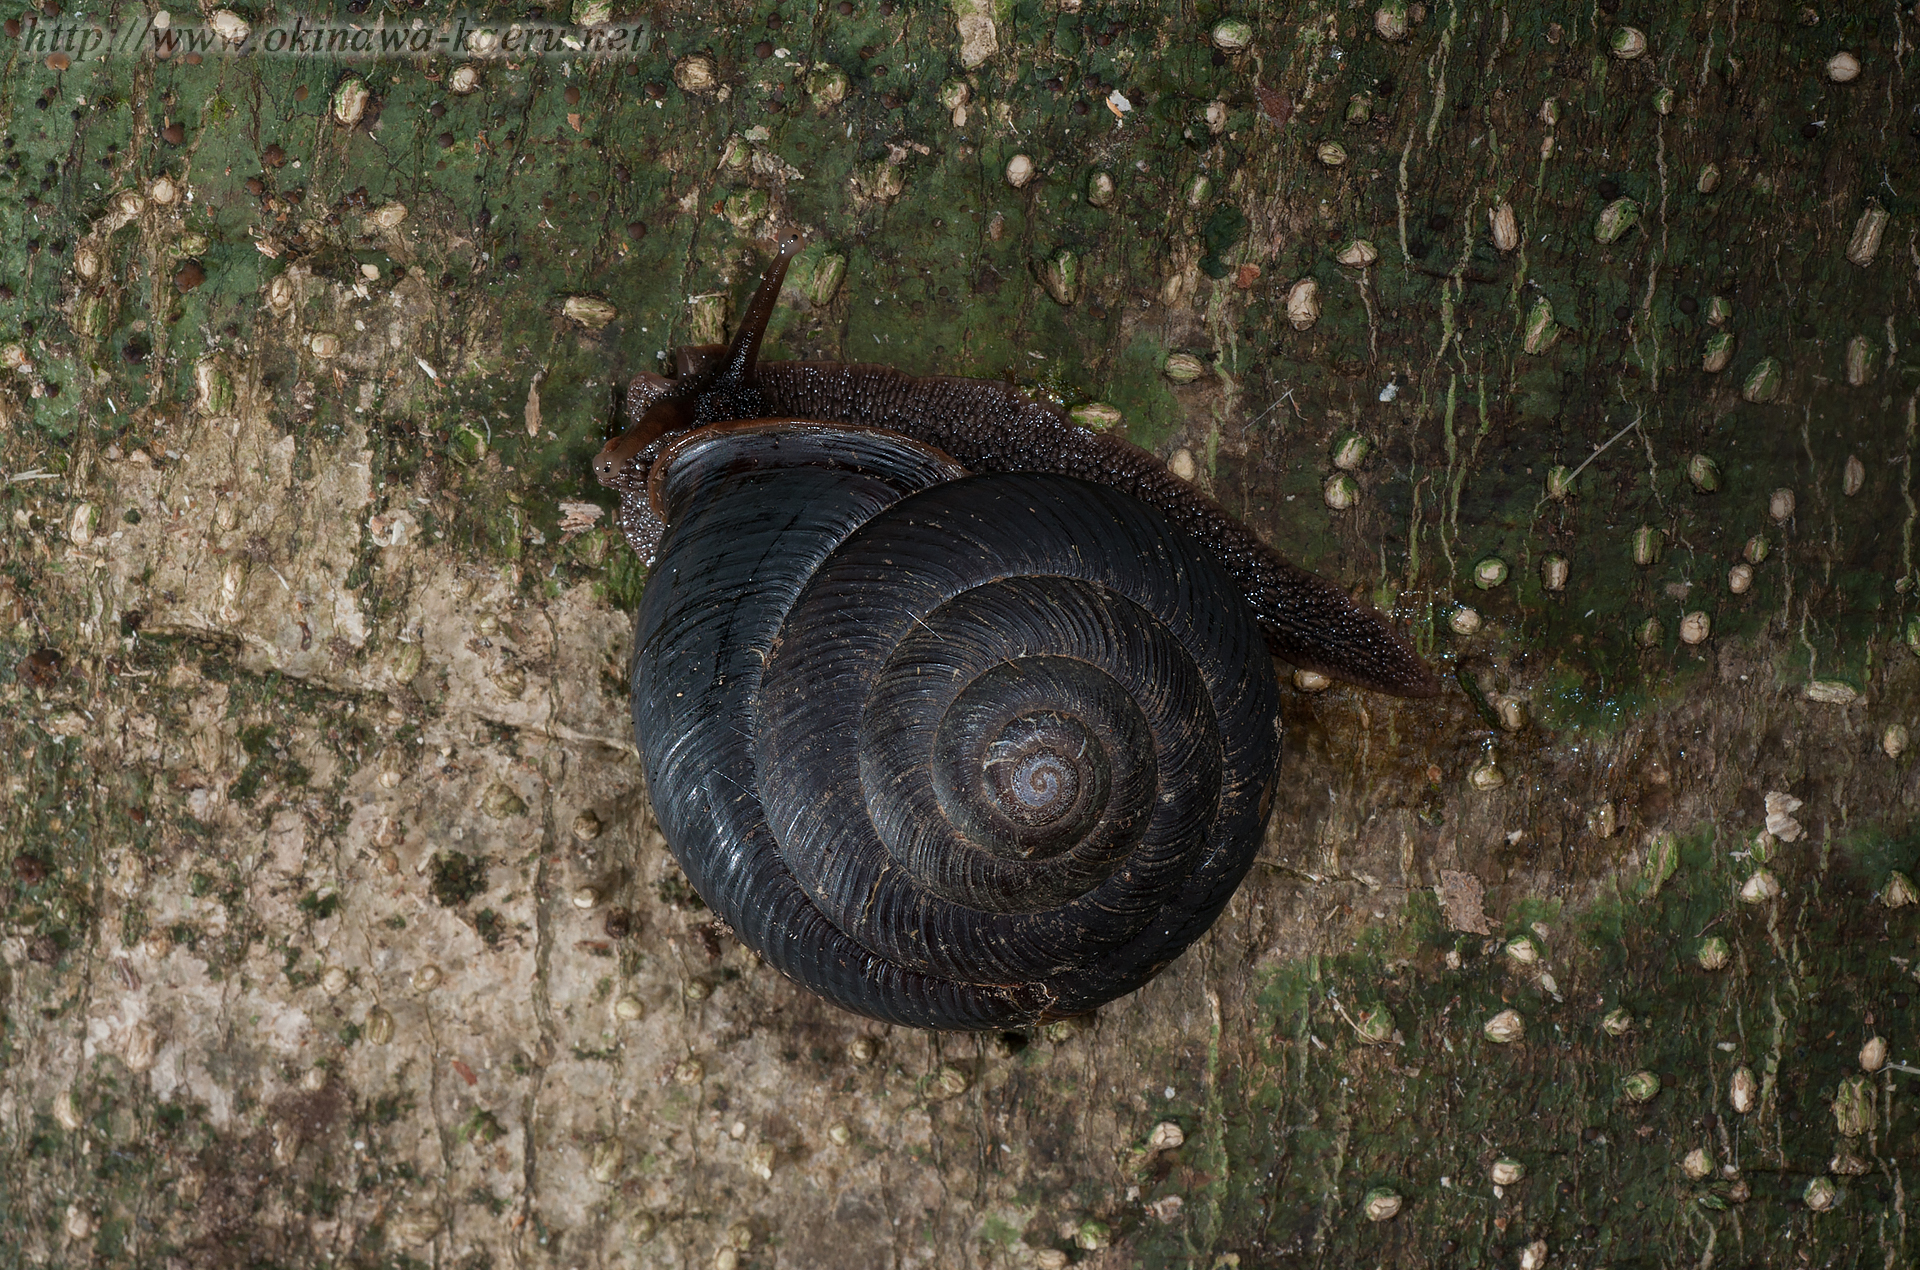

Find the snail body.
xmin=598 ymin=243 xmax=1433 ymax=1030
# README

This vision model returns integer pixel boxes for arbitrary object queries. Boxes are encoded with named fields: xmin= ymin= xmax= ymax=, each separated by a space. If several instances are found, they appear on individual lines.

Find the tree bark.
xmin=0 ymin=2 xmax=1914 ymax=1266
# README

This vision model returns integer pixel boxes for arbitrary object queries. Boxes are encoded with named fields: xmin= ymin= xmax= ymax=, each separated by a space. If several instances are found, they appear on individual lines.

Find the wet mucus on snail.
xmin=595 ymin=239 xmax=1436 ymax=1031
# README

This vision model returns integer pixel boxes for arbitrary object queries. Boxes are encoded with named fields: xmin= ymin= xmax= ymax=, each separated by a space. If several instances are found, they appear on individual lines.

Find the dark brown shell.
xmin=631 ymin=424 xmax=1281 ymax=1028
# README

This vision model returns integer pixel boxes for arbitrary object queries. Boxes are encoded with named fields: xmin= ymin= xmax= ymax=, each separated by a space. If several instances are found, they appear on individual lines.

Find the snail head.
xmin=593 ymin=236 xmax=803 ymax=489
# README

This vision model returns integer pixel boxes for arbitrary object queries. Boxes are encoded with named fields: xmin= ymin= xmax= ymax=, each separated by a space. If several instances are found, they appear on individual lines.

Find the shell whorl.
xmin=631 ymin=424 xmax=1282 ymax=1029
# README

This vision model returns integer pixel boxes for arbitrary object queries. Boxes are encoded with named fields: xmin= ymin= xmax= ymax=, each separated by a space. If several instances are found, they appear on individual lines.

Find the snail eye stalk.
xmin=594 ymin=394 xmax=697 ymax=489
xmin=596 ymin=241 xmax=804 ymax=489
xmin=689 ymin=236 xmax=802 ymax=425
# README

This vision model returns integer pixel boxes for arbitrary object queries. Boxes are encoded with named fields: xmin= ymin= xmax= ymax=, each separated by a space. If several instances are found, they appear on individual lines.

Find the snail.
xmin=595 ymin=240 xmax=1435 ymax=1030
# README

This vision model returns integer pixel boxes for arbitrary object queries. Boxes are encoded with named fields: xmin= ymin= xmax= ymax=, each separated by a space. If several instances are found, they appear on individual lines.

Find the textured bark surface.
xmin=0 ymin=1 xmax=1916 ymax=1267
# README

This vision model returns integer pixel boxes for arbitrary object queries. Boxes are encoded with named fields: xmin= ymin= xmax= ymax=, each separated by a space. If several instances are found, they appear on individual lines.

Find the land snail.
xmin=594 ymin=239 xmax=1436 ymax=1031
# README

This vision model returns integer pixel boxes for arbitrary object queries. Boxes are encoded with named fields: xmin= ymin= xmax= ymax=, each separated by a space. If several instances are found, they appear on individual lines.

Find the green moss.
xmin=428 ymin=853 xmax=489 ymax=908
xmin=1108 ymin=334 xmax=1185 ymax=454
xmin=280 ymin=943 xmax=315 ymax=990
xmin=296 ymin=890 xmax=342 ymax=922
xmin=654 ymin=870 xmax=708 ymax=912
xmin=1198 ymin=204 xmax=1249 ymax=280
xmin=460 ymin=1109 xmax=505 ymax=1145
xmin=472 ymin=907 xmax=509 ymax=947
xmin=597 ymin=540 xmax=650 ymax=612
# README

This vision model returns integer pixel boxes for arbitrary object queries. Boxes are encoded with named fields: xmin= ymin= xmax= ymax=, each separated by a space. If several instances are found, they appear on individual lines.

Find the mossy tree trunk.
xmin=0 ymin=1 xmax=1915 ymax=1266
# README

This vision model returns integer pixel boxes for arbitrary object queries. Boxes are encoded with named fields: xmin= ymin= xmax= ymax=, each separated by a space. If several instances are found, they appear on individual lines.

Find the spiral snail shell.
xmin=596 ymin=241 xmax=1434 ymax=1030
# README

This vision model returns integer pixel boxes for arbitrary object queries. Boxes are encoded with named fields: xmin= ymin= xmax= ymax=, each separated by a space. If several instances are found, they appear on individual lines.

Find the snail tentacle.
xmin=692 ymin=234 xmax=799 ymax=423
